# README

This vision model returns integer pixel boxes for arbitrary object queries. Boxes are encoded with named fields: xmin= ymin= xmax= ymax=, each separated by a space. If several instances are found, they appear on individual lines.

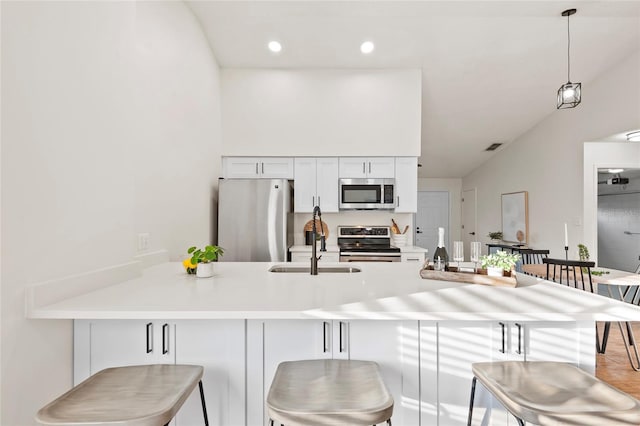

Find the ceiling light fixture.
xmin=268 ymin=41 xmax=282 ymax=53
xmin=627 ymin=131 xmax=640 ymax=142
xmin=557 ymin=9 xmax=581 ymax=109
xmin=360 ymin=41 xmax=375 ymax=54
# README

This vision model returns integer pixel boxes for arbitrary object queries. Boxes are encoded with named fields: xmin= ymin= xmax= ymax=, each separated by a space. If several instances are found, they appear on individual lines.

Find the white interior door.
xmin=462 ymin=188 xmax=477 ymax=258
xmin=415 ymin=191 xmax=450 ymax=255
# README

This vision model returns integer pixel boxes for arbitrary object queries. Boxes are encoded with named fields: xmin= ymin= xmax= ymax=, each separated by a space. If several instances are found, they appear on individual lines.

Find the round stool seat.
xmin=267 ymin=359 xmax=393 ymax=426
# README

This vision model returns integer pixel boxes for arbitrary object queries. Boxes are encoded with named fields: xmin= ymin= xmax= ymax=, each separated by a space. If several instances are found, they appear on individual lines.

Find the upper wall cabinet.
xmin=394 ymin=157 xmax=418 ymax=213
xmin=222 ymin=157 xmax=293 ymax=179
xmin=294 ymin=158 xmax=339 ymax=213
xmin=338 ymin=157 xmax=395 ymax=179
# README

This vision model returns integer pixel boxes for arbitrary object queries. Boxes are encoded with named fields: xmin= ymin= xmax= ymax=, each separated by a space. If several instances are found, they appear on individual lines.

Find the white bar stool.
xmin=267 ymin=359 xmax=393 ymax=426
xmin=36 ymin=364 xmax=208 ymax=426
xmin=468 ymin=361 xmax=640 ymax=426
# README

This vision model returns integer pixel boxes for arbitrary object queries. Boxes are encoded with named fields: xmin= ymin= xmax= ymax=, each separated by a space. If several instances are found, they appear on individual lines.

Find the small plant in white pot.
xmin=187 ymin=245 xmax=224 ymax=278
xmin=480 ymin=251 xmax=520 ymax=277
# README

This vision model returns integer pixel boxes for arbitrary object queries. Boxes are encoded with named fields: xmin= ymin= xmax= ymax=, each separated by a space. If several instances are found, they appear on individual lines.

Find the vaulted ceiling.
xmin=186 ymin=1 xmax=640 ymax=178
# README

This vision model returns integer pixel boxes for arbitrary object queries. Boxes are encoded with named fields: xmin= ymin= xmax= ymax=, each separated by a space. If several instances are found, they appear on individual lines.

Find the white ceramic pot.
xmin=392 ymin=234 xmax=407 ymax=247
xmin=196 ymin=262 xmax=214 ymax=278
xmin=487 ymin=266 xmax=503 ymax=277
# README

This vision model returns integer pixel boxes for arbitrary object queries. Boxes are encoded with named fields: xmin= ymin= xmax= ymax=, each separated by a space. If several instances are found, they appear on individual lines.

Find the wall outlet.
xmin=137 ymin=233 xmax=150 ymax=251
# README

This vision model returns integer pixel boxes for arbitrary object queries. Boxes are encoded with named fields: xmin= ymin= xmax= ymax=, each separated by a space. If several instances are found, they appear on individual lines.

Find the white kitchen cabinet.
xmin=173 ymin=320 xmax=245 ymax=426
xmin=394 ymin=157 xmax=418 ymax=212
xmin=401 ymin=251 xmax=426 ymax=263
xmin=76 ymin=320 xmax=175 ymax=379
xmin=293 ymin=157 xmax=339 ymax=212
xmin=429 ymin=321 xmax=587 ymax=426
xmin=222 ymin=157 xmax=293 ymax=179
xmin=74 ymin=320 xmax=245 ymax=426
xmin=337 ymin=320 xmax=420 ymax=426
xmin=247 ymin=319 xmax=418 ymax=426
xmin=339 ymin=157 xmax=395 ymax=178
xmin=290 ymin=251 xmax=340 ymax=263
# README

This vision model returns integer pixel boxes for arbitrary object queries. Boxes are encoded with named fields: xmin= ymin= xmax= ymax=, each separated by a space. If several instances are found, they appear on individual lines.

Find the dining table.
xmin=522 ymin=263 xmax=640 ymax=370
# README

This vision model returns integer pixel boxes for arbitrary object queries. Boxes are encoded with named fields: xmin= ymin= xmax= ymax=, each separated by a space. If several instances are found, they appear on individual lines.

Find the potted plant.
xmin=480 ymin=250 xmax=520 ymax=277
xmin=187 ymin=245 xmax=224 ymax=278
xmin=487 ymin=231 xmax=503 ymax=242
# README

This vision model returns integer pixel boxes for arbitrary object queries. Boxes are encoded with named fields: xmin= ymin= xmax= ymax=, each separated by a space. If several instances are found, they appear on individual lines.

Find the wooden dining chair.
xmin=543 ymin=258 xmax=596 ymax=292
xmin=519 ymin=249 xmax=549 ymax=265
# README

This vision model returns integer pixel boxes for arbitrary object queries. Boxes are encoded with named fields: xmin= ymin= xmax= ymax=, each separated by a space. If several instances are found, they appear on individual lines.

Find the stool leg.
xmin=198 ymin=380 xmax=209 ymax=426
xmin=467 ymin=376 xmax=477 ymax=426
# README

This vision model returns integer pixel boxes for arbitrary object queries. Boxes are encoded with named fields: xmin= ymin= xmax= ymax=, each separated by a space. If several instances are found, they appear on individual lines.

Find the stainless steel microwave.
xmin=339 ymin=178 xmax=395 ymax=210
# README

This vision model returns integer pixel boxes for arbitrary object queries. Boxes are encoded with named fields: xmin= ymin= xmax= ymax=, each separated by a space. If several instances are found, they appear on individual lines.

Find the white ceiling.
xmin=186 ymin=1 xmax=640 ymax=178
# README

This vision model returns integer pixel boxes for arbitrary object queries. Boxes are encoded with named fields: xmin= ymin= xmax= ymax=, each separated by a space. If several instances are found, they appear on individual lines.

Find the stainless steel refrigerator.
xmin=217 ymin=179 xmax=293 ymax=262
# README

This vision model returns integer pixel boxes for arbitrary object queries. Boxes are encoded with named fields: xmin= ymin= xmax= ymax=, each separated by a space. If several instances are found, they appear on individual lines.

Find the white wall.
xmin=463 ymin=50 xmax=640 ymax=259
xmin=0 ymin=2 xmax=221 ymax=424
xmin=221 ymin=69 xmax=422 ymax=157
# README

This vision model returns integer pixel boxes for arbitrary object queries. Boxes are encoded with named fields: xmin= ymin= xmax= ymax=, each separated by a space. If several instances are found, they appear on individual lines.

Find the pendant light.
xmin=557 ymin=9 xmax=581 ymax=109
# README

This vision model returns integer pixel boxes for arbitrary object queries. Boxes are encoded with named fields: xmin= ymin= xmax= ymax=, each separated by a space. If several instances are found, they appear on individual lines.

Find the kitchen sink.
xmin=268 ymin=265 xmax=361 ymax=273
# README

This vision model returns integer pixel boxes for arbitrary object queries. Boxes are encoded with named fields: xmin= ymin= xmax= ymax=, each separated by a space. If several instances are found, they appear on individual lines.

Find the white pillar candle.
xmin=564 ymin=223 xmax=568 ymax=247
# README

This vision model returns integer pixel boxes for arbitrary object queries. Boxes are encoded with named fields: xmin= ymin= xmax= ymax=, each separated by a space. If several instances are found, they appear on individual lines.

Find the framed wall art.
xmin=501 ymin=191 xmax=528 ymax=244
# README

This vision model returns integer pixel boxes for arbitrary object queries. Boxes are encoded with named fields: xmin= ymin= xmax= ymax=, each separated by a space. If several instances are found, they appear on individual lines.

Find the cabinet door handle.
xmin=262 ymin=162 xmax=264 ymax=174
xmin=162 ymin=323 xmax=169 ymax=355
xmin=515 ymin=323 xmax=523 ymax=355
xmin=362 ymin=162 xmax=366 ymax=174
xmin=396 ymin=196 xmax=400 ymax=207
xmin=317 ymin=196 xmax=321 ymax=207
xmin=146 ymin=322 xmax=153 ymax=353
xmin=312 ymin=196 xmax=315 ymax=207
xmin=339 ymin=321 xmax=347 ymax=353
xmin=498 ymin=322 xmax=505 ymax=353
xmin=368 ymin=162 xmax=371 ymax=174
xmin=323 ymin=321 xmax=330 ymax=353
xmin=255 ymin=163 xmax=259 ymax=175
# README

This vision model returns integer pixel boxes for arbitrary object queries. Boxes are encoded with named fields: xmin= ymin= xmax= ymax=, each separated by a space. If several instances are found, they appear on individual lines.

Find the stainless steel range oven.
xmin=338 ymin=226 xmax=401 ymax=262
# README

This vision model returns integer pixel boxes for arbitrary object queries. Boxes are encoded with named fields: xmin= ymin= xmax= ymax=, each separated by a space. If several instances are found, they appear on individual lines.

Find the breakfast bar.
xmin=27 ymin=262 xmax=640 ymax=426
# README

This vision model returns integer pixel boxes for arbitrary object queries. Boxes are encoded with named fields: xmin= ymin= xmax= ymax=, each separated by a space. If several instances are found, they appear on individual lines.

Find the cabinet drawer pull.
xmin=146 ymin=322 xmax=153 ymax=353
xmin=323 ymin=321 xmax=330 ymax=353
xmin=162 ymin=323 xmax=169 ymax=355
xmin=498 ymin=322 xmax=505 ymax=353
xmin=516 ymin=323 xmax=523 ymax=355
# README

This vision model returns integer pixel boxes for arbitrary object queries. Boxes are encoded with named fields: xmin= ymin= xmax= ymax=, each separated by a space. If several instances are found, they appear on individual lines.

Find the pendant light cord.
xmin=567 ymin=12 xmax=571 ymax=82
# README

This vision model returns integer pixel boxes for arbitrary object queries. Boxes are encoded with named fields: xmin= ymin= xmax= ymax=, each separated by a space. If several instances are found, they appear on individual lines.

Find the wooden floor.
xmin=596 ymin=322 xmax=640 ymax=399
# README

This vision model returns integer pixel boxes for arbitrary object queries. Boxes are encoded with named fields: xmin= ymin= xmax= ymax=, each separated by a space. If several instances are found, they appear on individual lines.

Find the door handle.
xmin=162 ymin=323 xmax=169 ymax=355
xmin=339 ymin=321 xmax=347 ymax=353
xmin=146 ymin=322 xmax=153 ymax=353
xmin=323 ymin=321 xmax=330 ymax=353
xmin=416 ymin=230 xmax=423 ymax=234
xmin=469 ymin=232 xmax=476 ymax=235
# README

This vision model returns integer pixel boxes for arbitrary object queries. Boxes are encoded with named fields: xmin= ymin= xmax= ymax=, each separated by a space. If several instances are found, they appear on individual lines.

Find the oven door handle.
xmin=340 ymin=254 xmax=401 ymax=262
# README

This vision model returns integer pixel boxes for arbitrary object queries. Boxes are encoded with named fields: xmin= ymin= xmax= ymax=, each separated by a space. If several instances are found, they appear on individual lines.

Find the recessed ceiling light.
xmin=360 ymin=41 xmax=375 ymax=54
xmin=608 ymin=169 xmax=624 ymax=174
xmin=268 ymin=41 xmax=282 ymax=53
xmin=627 ymin=131 xmax=640 ymax=142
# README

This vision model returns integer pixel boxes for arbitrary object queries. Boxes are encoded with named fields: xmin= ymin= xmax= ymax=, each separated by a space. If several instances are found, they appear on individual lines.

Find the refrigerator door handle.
xmin=267 ymin=181 xmax=282 ymax=261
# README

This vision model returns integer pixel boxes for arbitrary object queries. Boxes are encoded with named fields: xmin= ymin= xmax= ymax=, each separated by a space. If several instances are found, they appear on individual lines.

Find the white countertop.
xmin=27 ymin=262 xmax=640 ymax=321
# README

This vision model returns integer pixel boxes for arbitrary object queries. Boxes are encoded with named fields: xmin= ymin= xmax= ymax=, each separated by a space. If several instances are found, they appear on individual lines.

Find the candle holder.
xmin=562 ymin=245 xmax=569 ymax=270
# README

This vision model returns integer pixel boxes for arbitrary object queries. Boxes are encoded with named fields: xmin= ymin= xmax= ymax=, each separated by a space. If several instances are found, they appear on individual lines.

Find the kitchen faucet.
xmin=310 ymin=205 xmax=326 ymax=275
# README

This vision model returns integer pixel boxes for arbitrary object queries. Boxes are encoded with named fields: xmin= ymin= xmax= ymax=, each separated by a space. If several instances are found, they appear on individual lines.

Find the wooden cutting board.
xmin=420 ymin=266 xmax=517 ymax=287
xmin=303 ymin=219 xmax=329 ymax=239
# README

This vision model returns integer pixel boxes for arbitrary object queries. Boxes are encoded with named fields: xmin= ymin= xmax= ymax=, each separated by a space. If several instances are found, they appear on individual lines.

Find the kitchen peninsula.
xmin=27 ymin=262 xmax=640 ymax=426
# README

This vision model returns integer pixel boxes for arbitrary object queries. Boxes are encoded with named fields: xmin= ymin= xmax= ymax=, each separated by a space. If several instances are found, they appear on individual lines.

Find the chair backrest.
xmin=542 ymin=258 xmax=596 ymax=292
xmin=519 ymin=249 xmax=550 ymax=265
